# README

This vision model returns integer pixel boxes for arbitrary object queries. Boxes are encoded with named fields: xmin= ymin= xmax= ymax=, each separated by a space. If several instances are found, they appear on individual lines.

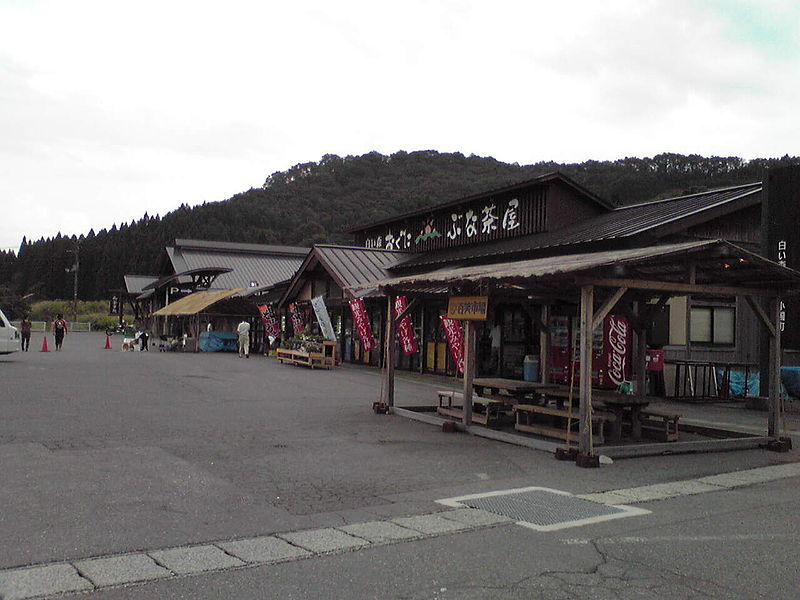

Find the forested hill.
xmin=2 ymin=151 xmax=798 ymax=303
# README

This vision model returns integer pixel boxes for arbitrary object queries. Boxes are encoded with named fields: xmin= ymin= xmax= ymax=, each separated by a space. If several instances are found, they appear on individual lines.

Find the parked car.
xmin=0 ymin=308 xmax=20 ymax=354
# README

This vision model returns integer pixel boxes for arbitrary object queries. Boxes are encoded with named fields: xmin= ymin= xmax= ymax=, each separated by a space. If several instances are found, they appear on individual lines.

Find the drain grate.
xmin=437 ymin=487 xmax=649 ymax=531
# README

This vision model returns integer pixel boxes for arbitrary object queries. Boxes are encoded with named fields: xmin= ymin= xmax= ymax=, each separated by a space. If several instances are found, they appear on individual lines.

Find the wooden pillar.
xmin=381 ymin=295 xmax=396 ymax=408
xmin=539 ymin=304 xmax=550 ymax=384
xmin=635 ymin=326 xmax=647 ymax=397
xmin=579 ymin=285 xmax=594 ymax=456
xmin=769 ymin=297 xmax=782 ymax=437
xmin=462 ymin=320 xmax=476 ymax=426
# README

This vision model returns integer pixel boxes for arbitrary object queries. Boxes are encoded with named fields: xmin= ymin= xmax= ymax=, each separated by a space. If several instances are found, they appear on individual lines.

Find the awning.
xmin=152 ymin=289 xmax=244 ymax=316
xmin=345 ymin=240 xmax=800 ymax=298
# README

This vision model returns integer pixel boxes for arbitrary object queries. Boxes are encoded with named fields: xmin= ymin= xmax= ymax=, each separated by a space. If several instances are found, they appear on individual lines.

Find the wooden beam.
xmin=768 ymin=297 xmax=781 ymax=437
xmin=592 ymin=287 xmax=628 ymax=331
xmin=745 ymin=296 xmax=776 ymax=338
xmin=579 ymin=285 xmax=594 ymax=456
xmin=575 ymin=277 xmax=780 ymax=298
xmin=462 ymin=320 xmax=476 ymax=427
xmin=539 ymin=304 xmax=550 ymax=384
xmin=381 ymin=295 xmax=396 ymax=408
xmin=393 ymin=297 xmax=418 ymax=324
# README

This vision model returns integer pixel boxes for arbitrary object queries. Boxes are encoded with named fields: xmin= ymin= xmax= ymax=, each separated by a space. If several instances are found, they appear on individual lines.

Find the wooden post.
xmin=635 ymin=326 xmax=647 ymax=397
xmin=462 ymin=320 xmax=476 ymax=426
xmin=579 ymin=285 xmax=594 ymax=457
xmin=381 ymin=295 xmax=396 ymax=408
xmin=539 ymin=304 xmax=550 ymax=384
xmin=769 ymin=297 xmax=782 ymax=437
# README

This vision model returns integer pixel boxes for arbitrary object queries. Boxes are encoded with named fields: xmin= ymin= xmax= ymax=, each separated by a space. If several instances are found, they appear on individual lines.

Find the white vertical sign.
xmin=311 ymin=296 xmax=336 ymax=342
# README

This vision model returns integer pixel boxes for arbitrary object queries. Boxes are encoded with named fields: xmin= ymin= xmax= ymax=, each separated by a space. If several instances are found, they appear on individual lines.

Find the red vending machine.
xmin=548 ymin=314 xmax=631 ymax=389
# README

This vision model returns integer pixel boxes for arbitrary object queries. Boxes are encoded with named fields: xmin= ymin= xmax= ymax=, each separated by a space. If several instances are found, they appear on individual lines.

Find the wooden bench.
xmin=437 ymin=390 xmax=509 ymax=427
xmin=513 ymin=404 xmax=614 ymax=445
xmin=636 ymin=408 xmax=681 ymax=442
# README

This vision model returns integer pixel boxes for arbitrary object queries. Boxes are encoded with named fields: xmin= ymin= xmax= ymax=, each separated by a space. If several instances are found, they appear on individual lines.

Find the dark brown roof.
xmin=393 ymin=183 xmax=762 ymax=272
xmin=345 ymin=171 xmax=613 ymax=233
xmin=278 ymin=245 xmax=411 ymax=305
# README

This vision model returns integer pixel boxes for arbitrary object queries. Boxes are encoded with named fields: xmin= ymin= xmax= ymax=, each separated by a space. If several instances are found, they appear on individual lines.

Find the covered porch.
xmin=349 ymin=239 xmax=800 ymax=463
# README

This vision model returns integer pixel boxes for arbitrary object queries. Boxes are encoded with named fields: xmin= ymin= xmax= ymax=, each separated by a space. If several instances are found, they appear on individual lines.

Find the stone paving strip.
xmin=578 ymin=461 xmax=800 ymax=505
xmin=1 ymin=463 xmax=798 ymax=599
xmin=0 ymin=509 xmax=510 ymax=600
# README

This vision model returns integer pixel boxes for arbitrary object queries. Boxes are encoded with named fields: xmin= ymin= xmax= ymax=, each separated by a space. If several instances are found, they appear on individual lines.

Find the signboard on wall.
xmin=447 ymin=296 xmax=488 ymax=321
xmin=762 ymin=165 xmax=800 ymax=349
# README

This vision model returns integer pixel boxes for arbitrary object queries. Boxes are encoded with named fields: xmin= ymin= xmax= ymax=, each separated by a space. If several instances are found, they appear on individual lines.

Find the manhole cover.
xmin=437 ymin=486 xmax=649 ymax=531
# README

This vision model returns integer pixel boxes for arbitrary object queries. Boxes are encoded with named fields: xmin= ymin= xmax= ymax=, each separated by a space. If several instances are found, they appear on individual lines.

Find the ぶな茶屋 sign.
xmin=447 ymin=296 xmax=488 ymax=321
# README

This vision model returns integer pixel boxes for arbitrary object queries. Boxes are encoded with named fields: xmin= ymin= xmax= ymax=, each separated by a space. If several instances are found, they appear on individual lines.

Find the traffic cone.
xmin=41 ymin=335 xmax=49 ymax=352
xmin=104 ymin=335 xmax=111 ymax=350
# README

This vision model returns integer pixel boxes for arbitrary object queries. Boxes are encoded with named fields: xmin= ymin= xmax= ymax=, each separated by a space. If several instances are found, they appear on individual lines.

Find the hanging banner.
xmin=257 ymin=304 xmax=280 ymax=337
xmin=349 ymin=298 xmax=376 ymax=352
xmin=311 ymin=296 xmax=337 ymax=342
xmin=289 ymin=303 xmax=306 ymax=335
xmin=440 ymin=315 xmax=465 ymax=374
xmin=394 ymin=296 xmax=418 ymax=354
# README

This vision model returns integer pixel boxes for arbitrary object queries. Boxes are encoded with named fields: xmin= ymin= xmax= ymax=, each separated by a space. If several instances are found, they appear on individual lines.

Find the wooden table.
xmin=471 ymin=378 xmax=544 ymax=403
xmin=594 ymin=394 xmax=650 ymax=442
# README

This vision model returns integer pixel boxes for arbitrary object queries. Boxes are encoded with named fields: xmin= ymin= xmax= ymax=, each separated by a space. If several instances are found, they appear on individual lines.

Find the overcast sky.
xmin=1 ymin=0 xmax=798 ymax=250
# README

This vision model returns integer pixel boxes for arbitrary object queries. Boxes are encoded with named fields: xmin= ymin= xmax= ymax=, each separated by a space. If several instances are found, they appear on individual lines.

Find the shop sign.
xmin=109 ymin=295 xmax=120 ymax=316
xmin=394 ymin=296 xmax=418 ymax=354
xmin=447 ymin=296 xmax=488 ymax=321
xmin=257 ymin=304 xmax=280 ymax=337
xmin=311 ymin=296 xmax=337 ymax=342
xmin=349 ymin=298 xmax=376 ymax=352
xmin=605 ymin=315 xmax=630 ymax=386
xmin=440 ymin=315 xmax=465 ymax=374
xmin=289 ymin=303 xmax=306 ymax=335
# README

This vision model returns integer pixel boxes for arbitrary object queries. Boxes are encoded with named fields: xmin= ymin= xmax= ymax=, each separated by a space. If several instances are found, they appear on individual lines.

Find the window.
xmin=690 ymin=306 xmax=735 ymax=345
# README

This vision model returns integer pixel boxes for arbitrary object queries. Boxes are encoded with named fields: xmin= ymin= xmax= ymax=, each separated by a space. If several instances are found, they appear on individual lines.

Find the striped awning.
xmin=152 ymin=289 xmax=244 ymax=316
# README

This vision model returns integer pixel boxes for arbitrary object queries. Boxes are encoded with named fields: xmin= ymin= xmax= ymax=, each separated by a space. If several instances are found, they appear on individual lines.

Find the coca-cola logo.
xmin=607 ymin=316 xmax=628 ymax=385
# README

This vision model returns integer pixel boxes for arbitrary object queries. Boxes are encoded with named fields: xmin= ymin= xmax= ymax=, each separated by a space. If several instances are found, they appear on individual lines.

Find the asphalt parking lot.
xmin=1 ymin=332 xmax=798 ymax=599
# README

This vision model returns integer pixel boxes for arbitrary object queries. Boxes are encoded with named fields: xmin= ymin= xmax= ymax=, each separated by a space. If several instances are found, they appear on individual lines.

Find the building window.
xmin=690 ymin=306 xmax=735 ymax=345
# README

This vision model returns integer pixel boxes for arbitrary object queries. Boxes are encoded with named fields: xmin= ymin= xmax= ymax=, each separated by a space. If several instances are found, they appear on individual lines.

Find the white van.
xmin=0 ymin=308 xmax=20 ymax=354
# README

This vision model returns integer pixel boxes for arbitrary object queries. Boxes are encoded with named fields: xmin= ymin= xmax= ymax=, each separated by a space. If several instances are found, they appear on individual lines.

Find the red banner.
xmin=440 ymin=315 xmax=464 ymax=374
xmin=349 ymin=298 xmax=376 ymax=352
xmin=394 ymin=296 xmax=418 ymax=355
xmin=257 ymin=304 xmax=280 ymax=337
xmin=289 ymin=303 xmax=306 ymax=335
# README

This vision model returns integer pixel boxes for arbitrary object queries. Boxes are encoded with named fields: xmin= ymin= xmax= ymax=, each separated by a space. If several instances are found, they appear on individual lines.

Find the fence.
xmin=12 ymin=321 xmax=92 ymax=332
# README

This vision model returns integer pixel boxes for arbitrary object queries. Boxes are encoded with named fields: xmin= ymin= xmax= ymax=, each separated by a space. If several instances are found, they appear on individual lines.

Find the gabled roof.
xmin=279 ymin=245 xmax=411 ymax=305
xmin=162 ymin=239 xmax=309 ymax=292
xmin=392 ymin=183 xmax=762 ymax=272
xmin=345 ymin=171 xmax=612 ymax=233
xmin=123 ymin=275 xmax=159 ymax=295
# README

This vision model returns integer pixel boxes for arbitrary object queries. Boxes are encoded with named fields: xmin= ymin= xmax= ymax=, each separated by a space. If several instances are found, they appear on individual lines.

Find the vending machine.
xmin=548 ymin=314 xmax=631 ymax=389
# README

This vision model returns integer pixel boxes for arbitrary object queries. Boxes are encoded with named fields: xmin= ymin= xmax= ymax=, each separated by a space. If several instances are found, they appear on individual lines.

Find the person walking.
xmin=52 ymin=314 xmax=68 ymax=351
xmin=20 ymin=315 xmax=32 ymax=351
xmin=237 ymin=319 xmax=251 ymax=358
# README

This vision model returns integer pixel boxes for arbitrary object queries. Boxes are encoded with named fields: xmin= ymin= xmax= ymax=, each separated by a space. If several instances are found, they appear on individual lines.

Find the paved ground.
xmin=1 ymin=333 xmax=798 ymax=599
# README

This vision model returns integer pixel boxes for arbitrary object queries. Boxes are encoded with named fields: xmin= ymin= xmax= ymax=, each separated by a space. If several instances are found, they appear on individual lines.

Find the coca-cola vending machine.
xmin=548 ymin=314 xmax=631 ymax=389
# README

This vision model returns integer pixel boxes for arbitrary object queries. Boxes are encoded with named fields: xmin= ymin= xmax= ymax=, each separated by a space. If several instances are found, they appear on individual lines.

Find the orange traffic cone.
xmin=104 ymin=335 xmax=111 ymax=350
xmin=41 ymin=335 xmax=49 ymax=352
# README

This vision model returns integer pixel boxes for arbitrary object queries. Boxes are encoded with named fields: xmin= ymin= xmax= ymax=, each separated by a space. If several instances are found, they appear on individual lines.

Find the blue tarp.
xmin=717 ymin=367 xmax=800 ymax=398
xmin=199 ymin=331 xmax=238 ymax=352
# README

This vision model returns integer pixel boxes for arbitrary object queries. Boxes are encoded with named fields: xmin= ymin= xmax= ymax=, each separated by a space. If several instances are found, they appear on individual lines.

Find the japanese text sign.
xmin=349 ymin=298 xmax=376 ymax=352
xmin=440 ymin=315 xmax=465 ymax=374
xmin=311 ymin=296 xmax=337 ymax=342
xmin=257 ymin=304 xmax=280 ymax=337
xmin=289 ymin=303 xmax=306 ymax=335
xmin=447 ymin=296 xmax=488 ymax=321
xmin=394 ymin=296 xmax=418 ymax=355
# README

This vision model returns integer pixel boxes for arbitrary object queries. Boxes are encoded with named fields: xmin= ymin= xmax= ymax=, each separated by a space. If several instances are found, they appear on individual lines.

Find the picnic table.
xmin=471 ymin=377 xmax=544 ymax=403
